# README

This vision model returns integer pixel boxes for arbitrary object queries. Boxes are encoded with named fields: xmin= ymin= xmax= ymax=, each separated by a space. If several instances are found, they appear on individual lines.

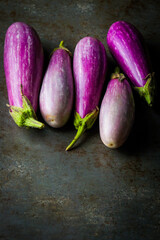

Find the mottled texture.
xmin=4 ymin=22 xmax=44 ymax=111
xmin=100 ymin=78 xmax=135 ymax=148
xmin=39 ymin=47 xmax=73 ymax=128
xmin=107 ymin=21 xmax=150 ymax=87
xmin=73 ymin=37 xmax=107 ymax=118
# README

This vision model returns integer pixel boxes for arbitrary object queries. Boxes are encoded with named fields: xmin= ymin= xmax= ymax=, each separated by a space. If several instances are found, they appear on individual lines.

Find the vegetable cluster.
xmin=4 ymin=21 xmax=155 ymax=150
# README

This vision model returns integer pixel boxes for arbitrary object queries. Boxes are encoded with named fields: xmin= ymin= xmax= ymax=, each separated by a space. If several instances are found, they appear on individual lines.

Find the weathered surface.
xmin=0 ymin=0 xmax=160 ymax=239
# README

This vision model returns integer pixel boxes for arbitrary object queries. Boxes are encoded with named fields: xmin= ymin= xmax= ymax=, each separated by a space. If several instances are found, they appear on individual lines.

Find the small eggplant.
xmin=107 ymin=21 xmax=155 ymax=106
xmin=99 ymin=68 xmax=135 ymax=148
xmin=66 ymin=37 xmax=107 ymax=150
xmin=39 ymin=41 xmax=74 ymax=128
xmin=4 ymin=22 xmax=44 ymax=128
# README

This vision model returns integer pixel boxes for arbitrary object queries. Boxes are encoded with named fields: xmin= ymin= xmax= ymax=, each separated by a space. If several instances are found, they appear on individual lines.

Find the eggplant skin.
xmin=99 ymin=78 xmax=135 ymax=148
xmin=65 ymin=37 xmax=107 ymax=150
xmin=73 ymin=36 xmax=107 ymax=118
xmin=39 ymin=47 xmax=74 ymax=128
xmin=107 ymin=21 xmax=150 ymax=87
xmin=4 ymin=22 xmax=44 ymax=112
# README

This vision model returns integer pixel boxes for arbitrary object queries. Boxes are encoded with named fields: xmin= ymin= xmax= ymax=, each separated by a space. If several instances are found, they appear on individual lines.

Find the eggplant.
xmin=107 ymin=21 xmax=155 ymax=106
xmin=99 ymin=68 xmax=135 ymax=148
xmin=4 ymin=22 xmax=44 ymax=128
xmin=39 ymin=41 xmax=74 ymax=128
xmin=66 ymin=37 xmax=107 ymax=150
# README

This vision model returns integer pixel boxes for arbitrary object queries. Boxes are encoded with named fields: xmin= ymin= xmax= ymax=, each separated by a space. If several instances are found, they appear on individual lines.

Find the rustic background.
xmin=0 ymin=0 xmax=160 ymax=239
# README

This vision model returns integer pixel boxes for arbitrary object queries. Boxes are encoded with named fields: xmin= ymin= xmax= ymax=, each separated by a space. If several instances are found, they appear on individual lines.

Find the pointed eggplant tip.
xmin=25 ymin=117 xmax=45 ymax=129
xmin=65 ymin=145 xmax=70 ymax=151
xmin=59 ymin=40 xmax=64 ymax=48
xmin=65 ymin=108 xmax=99 ymax=151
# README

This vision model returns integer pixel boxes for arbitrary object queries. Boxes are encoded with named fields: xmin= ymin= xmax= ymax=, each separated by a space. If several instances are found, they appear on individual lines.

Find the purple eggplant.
xmin=107 ymin=21 xmax=155 ymax=106
xmin=99 ymin=68 xmax=135 ymax=148
xmin=66 ymin=37 xmax=107 ymax=150
xmin=39 ymin=41 xmax=74 ymax=128
xmin=4 ymin=22 xmax=44 ymax=128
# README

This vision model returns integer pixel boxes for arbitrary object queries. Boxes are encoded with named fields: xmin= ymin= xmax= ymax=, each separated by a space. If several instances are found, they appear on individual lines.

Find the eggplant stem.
xmin=65 ymin=124 xmax=86 ymax=151
xmin=114 ymin=66 xmax=120 ymax=74
xmin=6 ymin=85 xmax=45 ymax=129
xmin=66 ymin=107 xmax=99 ymax=151
xmin=50 ymin=41 xmax=72 ymax=56
xmin=25 ymin=117 xmax=45 ymax=129
xmin=134 ymin=72 xmax=155 ymax=106
xmin=59 ymin=40 xmax=64 ymax=48
xmin=111 ymin=67 xmax=125 ymax=81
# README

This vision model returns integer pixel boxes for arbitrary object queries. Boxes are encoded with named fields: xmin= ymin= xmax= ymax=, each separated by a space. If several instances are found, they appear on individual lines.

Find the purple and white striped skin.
xmin=4 ymin=22 xmax=44 ymax=111
xmin=74 ymin=37 xmax=107 ymax=118
xmin=4 ymin=22 xmax=44 ymax=128
xmin=66 ymin=37 xmax=107 ymax=150
xmin=39 ymin=41 xmax=74 ymax=128
xmin=100 ymin=73 xmax=135 ymax=148
xmin=107 ymin=21 xmax=154 ymax=106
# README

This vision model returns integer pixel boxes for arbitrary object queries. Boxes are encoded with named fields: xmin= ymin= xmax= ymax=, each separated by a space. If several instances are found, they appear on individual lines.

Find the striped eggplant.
xmin=39 ymin=41 xmax=74 ymax=128
xmin=4 ymin=22 xmax=44 ymax=128
xmin=66 ymin=37 xmax=107 ymax=150
xmin=107 ymin=21 xmax=155 ymax=106
xmin=99 ymin=68 xmax=135 ymax=148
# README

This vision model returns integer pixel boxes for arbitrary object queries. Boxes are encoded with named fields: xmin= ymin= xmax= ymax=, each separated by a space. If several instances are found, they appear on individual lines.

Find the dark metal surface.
xmin=0 ymin=0 xmax=160 ymax=239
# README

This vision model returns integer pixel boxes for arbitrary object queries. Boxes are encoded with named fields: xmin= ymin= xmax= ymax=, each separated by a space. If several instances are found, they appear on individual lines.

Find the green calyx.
xmin=7 ymin=86 xmax=45 ymax=129
xmin=134 ymin=73 xmax=155 ymax=106
xmin=111 ymin=67 xmax=126 ymax=82
xmin=50 ymin=40 xmax=72 ymax=56
xmin=66 ymin=107 xmax=99 ymax=151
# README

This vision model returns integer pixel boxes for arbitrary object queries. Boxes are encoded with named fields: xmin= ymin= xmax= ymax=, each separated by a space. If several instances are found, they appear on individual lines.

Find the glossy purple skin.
xmin=73 ymin=37 xmax=107 ymax=118
xmin=4 ymin=22 xmax=44 ymax=111
xmin=107 ymin=21 xmax=150 ymax=87
xmin=100 ymin=78 xmax=135 ymax=148
xmin=39 ymin=49 xmax=73 ymax=128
